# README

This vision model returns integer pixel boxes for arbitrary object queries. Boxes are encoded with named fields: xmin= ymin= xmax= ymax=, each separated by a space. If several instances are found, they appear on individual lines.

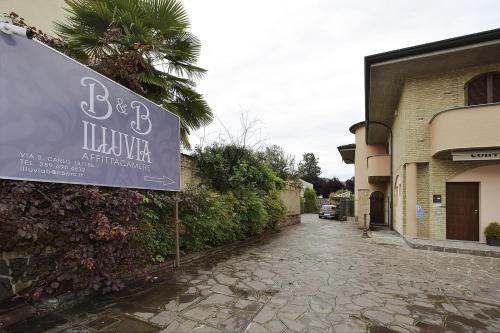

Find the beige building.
xmin=338 ymin=29 xmax=500 ymax=243
xmin=1 ymin=0 xmax=66 ymax=34
xmin=299 ymin=179 xmax=314 ymax=197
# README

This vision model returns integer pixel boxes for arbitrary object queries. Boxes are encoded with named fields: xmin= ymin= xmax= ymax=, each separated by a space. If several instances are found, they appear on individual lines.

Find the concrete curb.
xmin=403 ymin=238 xmax=500 ymax=258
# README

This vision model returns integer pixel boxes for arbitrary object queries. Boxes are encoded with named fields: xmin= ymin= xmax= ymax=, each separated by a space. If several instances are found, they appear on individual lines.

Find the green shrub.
xmin=264 ymin=189 xmax=286 ymax=230
xmin=132 ymin=220 xmax=175 ymax=264
xmin=181 ymin=188 xmax=243 ymax=251
xmin=193 ymin=143 xmax=288 ymax=236
xmin=485 ymin=222 xmax=500 ymax=238
xmin=133 ymin=191 xmax=177 ymax=263
xmin=233 ymin=189 xmax=269 ymax=235
xmin=135 ymin=184 xmax=286 ymax=256
xmin=194 ymin=144 xmax=284 ymax=192
xmin=303 ymin=187 xmax=317 ymax=213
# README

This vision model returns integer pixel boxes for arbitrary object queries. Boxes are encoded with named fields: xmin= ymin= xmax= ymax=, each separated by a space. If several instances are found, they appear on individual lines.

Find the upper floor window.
xmin=465 ymin=72 xmax=500 ymax=106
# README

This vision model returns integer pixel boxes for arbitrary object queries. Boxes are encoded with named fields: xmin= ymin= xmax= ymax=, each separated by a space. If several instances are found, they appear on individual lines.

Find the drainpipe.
xmin=367 ymin=121 xmax=393 ymax=231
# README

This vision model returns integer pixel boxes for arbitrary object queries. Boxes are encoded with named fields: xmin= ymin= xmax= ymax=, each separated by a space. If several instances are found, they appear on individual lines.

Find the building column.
xmin=405 ymin=163 xmax=418 ymax=237
xmin=356 ymin=189 xmax=370 ymax=228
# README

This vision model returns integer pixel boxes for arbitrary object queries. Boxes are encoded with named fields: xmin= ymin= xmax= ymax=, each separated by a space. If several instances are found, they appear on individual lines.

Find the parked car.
xmin=318 ymin=205 xmax=337 ymax=220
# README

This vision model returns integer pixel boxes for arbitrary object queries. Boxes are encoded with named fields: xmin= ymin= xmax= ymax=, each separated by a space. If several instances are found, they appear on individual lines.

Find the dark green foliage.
xmin=303 ymin=187 xmax=317 ymax=213
xmin=195 ymin=144 xmax=284 ymax=192
xmin=188 ymin=144 xmax=287 ymax=239
xmin=298 ymin=153 xmax=321 ymax=183
xmin=258 ymin=145 xmax=299 ymax=181
xmin=345 ymin=177 xmax=355 ymax=193
xmin=134 ymin=183 xmax=286 ymax=255
xmin=484 ymin=222 xmax=500 ymax=238
xmin=180 ymin=188 xmax=242 ymax=251
xmin=133 ymin=220 xmax=175 ymax=264
xmin=312 ymin=177 xmax=345 ymax=198
xmin=133 ymin=191 xmax=177 ymax=263
xmin=265 ymin=190 xmax=287 ymax=230
xmin=234 ymin=189 xmax=269 ymax=235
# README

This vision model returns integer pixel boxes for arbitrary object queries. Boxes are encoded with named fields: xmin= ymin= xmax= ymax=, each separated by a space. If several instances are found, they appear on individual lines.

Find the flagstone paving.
xmin=12 ymin=214 xmax=500 ymax=332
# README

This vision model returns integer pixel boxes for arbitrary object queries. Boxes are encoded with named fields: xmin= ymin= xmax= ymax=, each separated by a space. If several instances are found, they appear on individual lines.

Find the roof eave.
xmin=364 ymin=27 xmax=500 ymax=144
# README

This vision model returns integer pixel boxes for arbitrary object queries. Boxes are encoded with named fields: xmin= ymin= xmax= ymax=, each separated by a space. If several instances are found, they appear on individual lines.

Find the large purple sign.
xmin=0 ymin=33 xmax=180 ymax=191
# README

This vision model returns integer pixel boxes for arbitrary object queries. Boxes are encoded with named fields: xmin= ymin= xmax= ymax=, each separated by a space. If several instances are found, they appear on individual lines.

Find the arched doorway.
xmin=370 ymin=191 xmax=385 ymax=225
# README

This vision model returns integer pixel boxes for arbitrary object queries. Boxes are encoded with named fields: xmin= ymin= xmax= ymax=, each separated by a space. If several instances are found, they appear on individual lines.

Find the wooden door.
xmin=369 ymin=191 xmax=385 ymax=224
xmin=446 ymin=182 xmax=479 ymax=241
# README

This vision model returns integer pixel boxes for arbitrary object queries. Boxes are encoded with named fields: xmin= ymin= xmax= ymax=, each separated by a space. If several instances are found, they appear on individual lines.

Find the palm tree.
xmin=56 ymin=0 xmax=212 ymax=147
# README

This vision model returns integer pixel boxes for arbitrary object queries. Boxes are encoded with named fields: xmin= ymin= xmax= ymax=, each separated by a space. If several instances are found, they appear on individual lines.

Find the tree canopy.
xmin=258 ymin=145 xmax=298 ymax=181
xmin=298 ymin=153 xmax=321 ymax=183
xmin=345 ymin=177 xmax=355 ymax=193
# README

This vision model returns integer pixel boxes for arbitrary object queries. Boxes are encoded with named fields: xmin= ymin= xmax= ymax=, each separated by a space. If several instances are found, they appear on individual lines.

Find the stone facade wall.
xmin=384 ymin=181 xmax=391 ymax=227
xmin=417 ymin=163 xmax=430 ymax=238
xmin=393 ymin=170 xmax=404 ymax=235
xmin=0 ymin=252 xmax=48 ymax=302
xmin=393 ymin=63 xmax=500 ymax=241
xmin=353 ymin=126 xmax=388 ymax=228
xmin=356 ymin=189 xmax=370 ymax=228
xmin=279 ymin=214 xmax=301 ymax=227
xmin=180 ymin=154 xmax=201 ymax=190
xmin=280 ymin=184 xmax=301 ymax=216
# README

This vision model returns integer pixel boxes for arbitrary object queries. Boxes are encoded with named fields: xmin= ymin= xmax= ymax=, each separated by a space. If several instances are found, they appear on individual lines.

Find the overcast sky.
xmin=182 ymin=0 xmax=500 ymax=180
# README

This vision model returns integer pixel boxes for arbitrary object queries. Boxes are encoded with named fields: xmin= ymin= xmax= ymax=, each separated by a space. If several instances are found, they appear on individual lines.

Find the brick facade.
xmin=392 ymin=63 xmax=500 ymax=241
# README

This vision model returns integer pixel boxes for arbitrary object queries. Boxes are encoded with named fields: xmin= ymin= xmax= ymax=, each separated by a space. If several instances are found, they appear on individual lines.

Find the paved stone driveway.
xmin=35 ymin=214 xmax=500 ymax=332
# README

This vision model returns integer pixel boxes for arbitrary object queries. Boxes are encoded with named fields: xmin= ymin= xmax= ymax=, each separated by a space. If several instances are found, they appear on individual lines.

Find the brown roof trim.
xmin=337 ymin=143 xmax=356 ymax=164
xmin=365 ymin=27 xmax=500 ymax=144
xmin=349 ymin=121 xmax=365 ymax=134
xmin=337 ymin=143 xmax=356 ymax=150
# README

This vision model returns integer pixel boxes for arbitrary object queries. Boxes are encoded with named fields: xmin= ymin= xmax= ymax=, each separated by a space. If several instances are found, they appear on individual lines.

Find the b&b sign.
xmin=0 ymin=33 xmax=180 ymax=191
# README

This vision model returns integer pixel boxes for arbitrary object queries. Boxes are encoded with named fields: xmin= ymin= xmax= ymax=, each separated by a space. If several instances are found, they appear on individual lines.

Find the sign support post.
xmin=174 ymin=198 xmax=180 ymax=268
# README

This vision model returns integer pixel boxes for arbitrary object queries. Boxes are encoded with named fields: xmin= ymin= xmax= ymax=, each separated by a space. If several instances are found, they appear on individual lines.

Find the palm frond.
xmin=55 ymin=0 xmax=211 ymax=147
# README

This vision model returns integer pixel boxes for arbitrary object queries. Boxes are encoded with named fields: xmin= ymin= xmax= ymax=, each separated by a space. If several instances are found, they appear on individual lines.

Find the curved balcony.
xmin=430 ymin=103 xmax=500 ymax=158
xmin=367 ymin=154 xmax=390 ymax=183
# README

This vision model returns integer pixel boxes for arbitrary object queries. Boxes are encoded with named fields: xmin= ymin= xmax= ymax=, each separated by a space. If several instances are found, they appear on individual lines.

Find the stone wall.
xmin=416 ymin=163 xmax=430 ymax=238
xmin=279 ymin=183 xmax=301 ymax=216
xmin=180 ymin=154 xmax=201 ymax=190
xmin=0 ymin=252 xmax=46 ymax=302
xmin=356 ymin=189 xmax=370 ymax=228
xmin=279 ymin=214 xmax=301 ymax=227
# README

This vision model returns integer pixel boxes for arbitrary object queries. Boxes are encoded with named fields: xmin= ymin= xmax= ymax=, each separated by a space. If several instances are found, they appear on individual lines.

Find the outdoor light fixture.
xmin=0 ymin=22 xmax=33 ymax=39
